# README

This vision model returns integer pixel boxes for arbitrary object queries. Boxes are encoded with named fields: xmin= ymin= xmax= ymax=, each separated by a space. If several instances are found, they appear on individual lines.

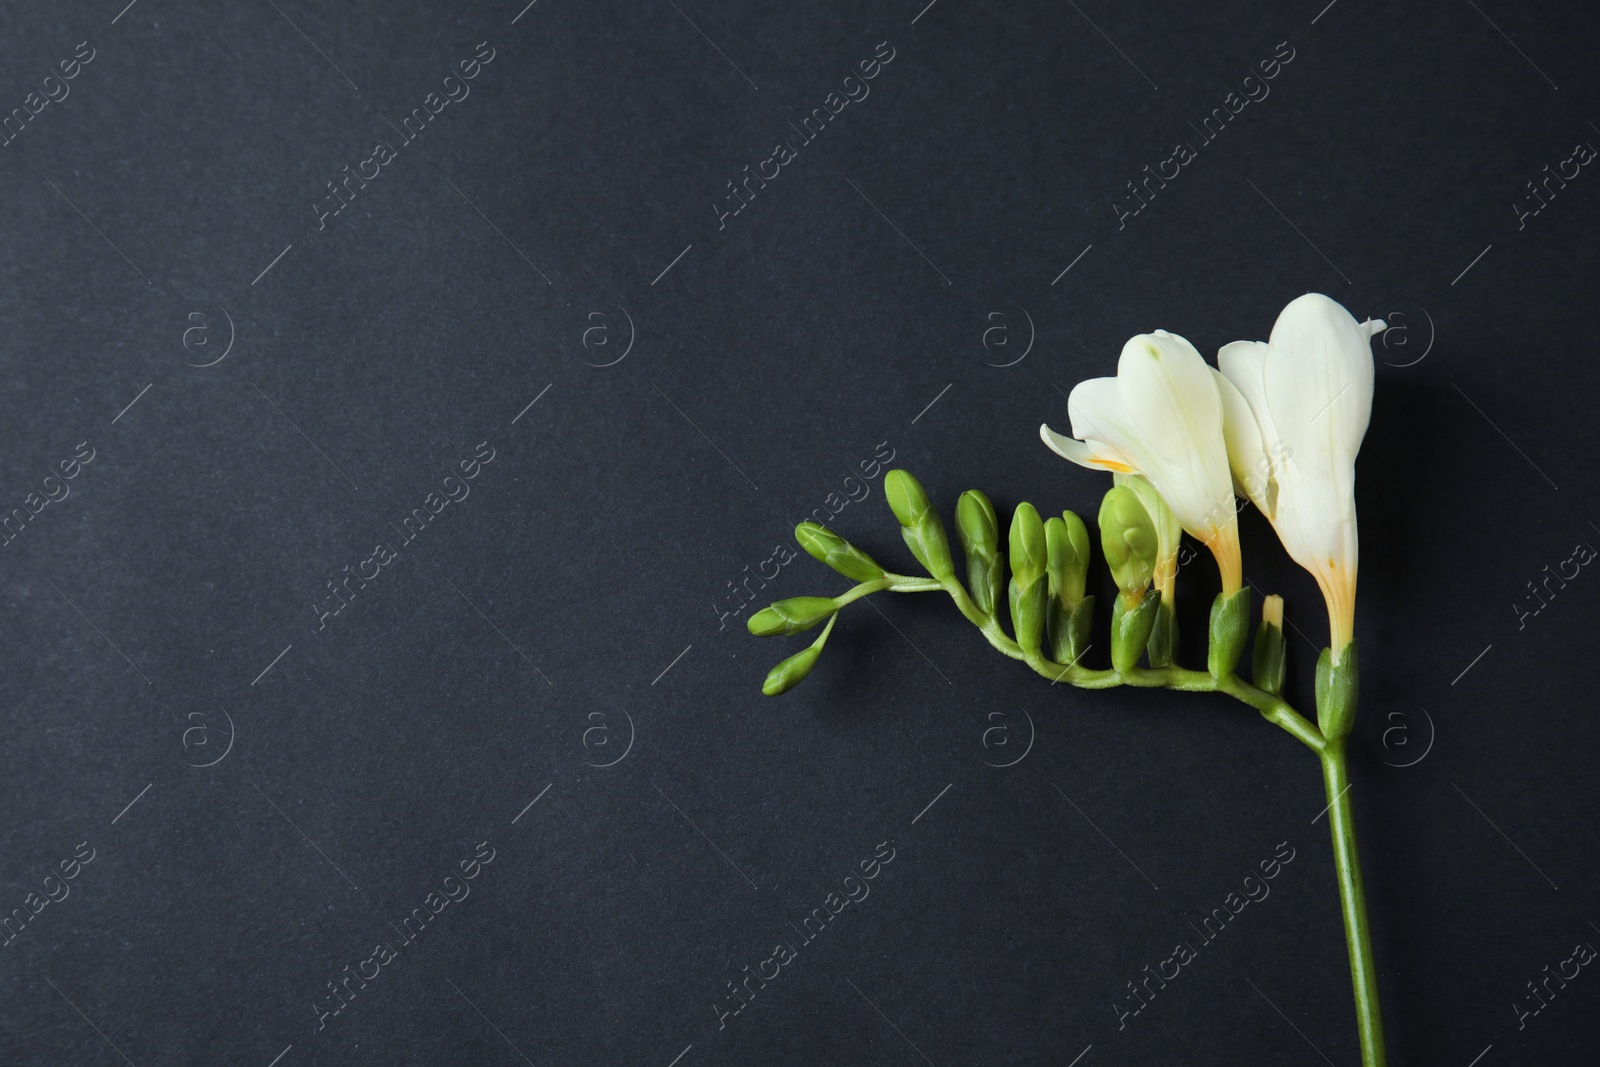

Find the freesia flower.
xmin=1213 ymin=293 xmax=1385 ymax=661
xmin=1040 ymin=330 xmax=1242 ymax=594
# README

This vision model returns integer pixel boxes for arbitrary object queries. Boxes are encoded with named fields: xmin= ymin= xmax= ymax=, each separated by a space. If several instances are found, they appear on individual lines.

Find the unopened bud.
xmin=1098 ymin=486 xmax=1158 ymax=598
xmin=956 ymin=490 xmax=1005 ymax=615
xmin=1207 ymin=588 xmax=1252 ymax=678
xmin=747 ymin=596 xmax=837 ymax=637
xmin=795 ymin=522 xmax=886 ymax=584
xmin=762 ymin=645 xmax=823 ymax=696
xmin=1045 ymin=511 xmax=1091 ymax=608
xmin=1008 ymin=503 xmax=1047 ymax=588
xmin=1252 ymin=594 xmax=1286 ymax=696
xmin=884 ymin=470 xmax=955 ymax=581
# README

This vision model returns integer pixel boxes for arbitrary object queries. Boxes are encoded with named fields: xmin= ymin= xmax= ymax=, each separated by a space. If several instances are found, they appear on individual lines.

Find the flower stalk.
xmin=751 ymin=505 xmax=1383 ymax=1063
xmin=1321 ymin=739 xmax=1386 ymax=1067
xmin=746 ymin=293 xmax=1393 ymax=1065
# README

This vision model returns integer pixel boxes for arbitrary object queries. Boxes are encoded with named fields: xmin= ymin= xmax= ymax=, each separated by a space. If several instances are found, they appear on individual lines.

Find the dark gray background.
xmin=1 ymin=0 xmax=1596 ymax=1064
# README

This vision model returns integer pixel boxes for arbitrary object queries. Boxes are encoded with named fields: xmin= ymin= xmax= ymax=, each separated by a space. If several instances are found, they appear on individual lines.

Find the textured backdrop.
xmin=1 ymin=0 xmax=1597 ymax=1064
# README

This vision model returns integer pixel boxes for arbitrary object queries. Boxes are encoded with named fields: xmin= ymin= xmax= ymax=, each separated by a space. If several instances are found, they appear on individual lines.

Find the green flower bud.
xmin=1147 ymin=600 xmax=1178 ymax=669
xmin=884 ymin=469 xmax=933 ymax=528
xmin=747 ymin=596 xmax=838 ymax=637
xmin=760 ymin=612 xmax=838 ymax=696
xmin=955 ymin=490 xmax=1005 ymax=615
xmin=1110 ymin=591 xmax=1161 ymax=674
xmin=1114 ymin=474 xmax=1181 ymax=598
xmin=1048 ymin=593 xmax=1096 ymax=667
xmin=1252 ymin=594 xmax=1286 ymax=697
xmin=795 ymin=522 xmax=886 ymax=584
xmin=1045 ymin=511 xmax=1091 ymax=608
xmin=1009 ymin=574 xmax=1048 ymax=655
xmin=1007 ymin=503 xmax=1049 ymax=654
xmin=884 ymin=469 xmax=955 ymax=581
xmin=1207 ymin=587 xmax=1252 ymax=679
xmin=1007 ymin=503 xmax=1047 ymax=587
xmin=955 ymin=490 xmax=999 ymax=561
xmin=1098 ymin=486 xmax=1158 ymax=598
xmin=1316 ymin=642 xmax=1359 ymax=742
xmin=762 ymin=645 xmax=822 ymax=696
xmin=1114 ymin=479 xmax=1178 ymax=668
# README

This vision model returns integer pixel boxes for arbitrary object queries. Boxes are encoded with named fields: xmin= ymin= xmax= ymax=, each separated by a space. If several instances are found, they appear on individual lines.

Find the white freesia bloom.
xmin=1041 ymin=330 xmax=1242 ymax=593
xmin=1214 ymin=293 xmax=1385 ymax=660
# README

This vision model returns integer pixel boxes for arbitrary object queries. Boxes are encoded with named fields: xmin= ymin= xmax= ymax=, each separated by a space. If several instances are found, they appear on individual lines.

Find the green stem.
xmin=914 ymin=574 xmax=1325 ymax=752
xmin=831 ymin=574 xmax=943 ymax=609
xmin=873 ymin=565 xmax=1378 ymax=1058
xmin=1320 ymin=740 xmax=1387 ymax=1067
xmin=939 ymin=576 xmax=1029 ymax=661
xmin=1016 ymin=647 xmax=1325 ymax=753
xmin=1217 ymin=675 xmax=1326 ymax=753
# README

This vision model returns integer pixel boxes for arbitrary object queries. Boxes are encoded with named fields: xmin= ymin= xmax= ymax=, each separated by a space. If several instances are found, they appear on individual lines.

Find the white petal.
xmin=1065 ymin=377 xmax=1125 ymax=443
xmin=1211 ymin=368 xmax=1273 ymax=516
xmin=1218 ymin=339 xmax=1276 ymax=447
xmin=1112 ymin=332 xmax=1236 ymax=540
xmin=1264 ymin=293 xmax=1374 ymax=467
xmin=1243 ymin=294 xmax=1372 ymax=601
xmin=1039 ymin=424 xmax=1136 ymax=472
xmin=1264 ymin=455 xmax=1359 ymax=598
xmin=1061 ymin=376 xmax=1151 ymax=473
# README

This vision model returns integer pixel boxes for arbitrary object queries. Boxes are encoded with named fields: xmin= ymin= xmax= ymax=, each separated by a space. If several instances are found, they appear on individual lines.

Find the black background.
xmin=1 ymin=0 xmax=1597 ymax=1064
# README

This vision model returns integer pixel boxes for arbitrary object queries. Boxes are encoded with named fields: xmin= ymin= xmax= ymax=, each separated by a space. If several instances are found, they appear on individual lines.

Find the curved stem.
xmin=1013 ymin=647 xmax=1325 ymax=752
xmin=1023 ymin=649 xmax=1118 ymax=688
xmin=832 ymin=575 xmax=942 ymax=608
xmin=1320 ymin=740 xmax=1387 ymax=1067
xmin=913 ymin=575 xmax=1323 ymax=751
xmin=1217 ymin=676 xmax=1326 ymax=754
xmin=900 ymin=564 xmax=1371 ymax=1057
xmin=939 ymin=577 xmax=1029 ymax=661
